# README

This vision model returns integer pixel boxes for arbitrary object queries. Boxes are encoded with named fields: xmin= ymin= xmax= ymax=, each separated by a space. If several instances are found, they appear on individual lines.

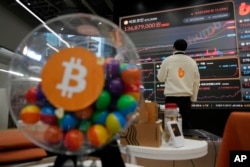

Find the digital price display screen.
xmin=120 ymin=1 xmax=250 ymax=109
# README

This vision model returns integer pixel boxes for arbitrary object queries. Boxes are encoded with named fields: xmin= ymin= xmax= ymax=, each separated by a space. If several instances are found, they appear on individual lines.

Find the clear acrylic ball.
xmin=8 ymin=13 xmax=141 ymax=155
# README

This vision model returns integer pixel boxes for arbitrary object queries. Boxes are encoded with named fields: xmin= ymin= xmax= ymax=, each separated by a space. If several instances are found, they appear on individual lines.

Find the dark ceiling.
xmin=1 ymin=0 xmax=114 ymax=24
xmin=1 ymin=0 xmax=225 ymax=26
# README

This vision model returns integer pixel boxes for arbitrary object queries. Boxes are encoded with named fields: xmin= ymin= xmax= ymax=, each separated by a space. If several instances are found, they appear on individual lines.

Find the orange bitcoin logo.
xmin=178 ymin=68 xmax=185 ymax=78
xmin=239 ymin=2 xmax=250 ymax=16
xmin=41 ymin=47 xmax=104 ymax=111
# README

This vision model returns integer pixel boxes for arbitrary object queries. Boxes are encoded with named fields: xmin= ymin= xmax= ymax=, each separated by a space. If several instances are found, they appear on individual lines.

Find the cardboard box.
xmin=120 ymin=121 xmax=162 ymax=147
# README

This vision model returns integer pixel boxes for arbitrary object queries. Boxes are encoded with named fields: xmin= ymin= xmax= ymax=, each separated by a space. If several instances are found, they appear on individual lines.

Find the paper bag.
xmin=120 ymin=122 xmax=162 ymax=147
xmin=145 ymin=101 xmax=158 ymax=123
xmin=136 ymin=96 xmax=148 ymax=123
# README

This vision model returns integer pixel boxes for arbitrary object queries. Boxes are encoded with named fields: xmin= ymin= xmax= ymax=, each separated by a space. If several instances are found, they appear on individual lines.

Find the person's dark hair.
xmin=173 ymin=39 xmax=188 ymax=51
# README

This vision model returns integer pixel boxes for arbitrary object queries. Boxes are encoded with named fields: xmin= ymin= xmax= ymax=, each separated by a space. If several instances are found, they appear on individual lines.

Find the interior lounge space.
xmin=1 ymin=0 xmax=250 ymax=167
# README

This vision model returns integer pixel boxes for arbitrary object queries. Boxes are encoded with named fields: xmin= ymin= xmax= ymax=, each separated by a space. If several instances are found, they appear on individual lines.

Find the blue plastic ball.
xmin=59 ymin=113 xmax=78 ymax=131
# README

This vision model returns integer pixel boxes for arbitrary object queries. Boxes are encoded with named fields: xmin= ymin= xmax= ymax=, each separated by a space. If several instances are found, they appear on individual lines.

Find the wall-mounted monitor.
xmin=119 ymin=0 xmax=250 ymax=109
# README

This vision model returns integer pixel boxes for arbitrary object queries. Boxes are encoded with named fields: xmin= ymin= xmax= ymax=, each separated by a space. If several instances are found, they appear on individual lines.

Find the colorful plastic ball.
xmin=59 ymin=113 xmax=78 ymax=131
xmin=105 ymin=59 xmax=120 ymax=79
xmin=43 ymin=125 xmax=63 ymax=144
xmin=120 ymin=63 xmax=128 ymax=72
xmin=106 ymin=111 xmax=126 ymax=134
xmin=120 ymin=63 xmax=137 ymax=72
xmin=87 ymin=124 xmax=109 ymax=147
xmin=8 ymin=13 xmax=142 ymax=156
xmin=123 ymin=82 xmax=141 ymax=100
xmin=20 ymin=105 xmax=40 ymax=124
xmin=95 ymin=90 xmax=111 ymax=110
xmin=25 ymin=87 xmax=37 ymax=103
xmin=79 ymin=120 xmax=92 ymax=133
xmin=36 ymin=84 xmax=49 ymax=106
xmin=75 ymin=106 xmax=93 ymax=120
xmin=121 ymin=67 xmax=141 ymax=85
xmin=40 ymin=106 xmax=57 ymax=125
xmin=91 ymin=110 xmax=109 ymax=125
xmin=125 ymin=92 xmax=140 ymax=101
xmin=106 ymin=78 xmax=124 ymax=97
xmin=124 ymin=82 xmax=141 ymax=92
xmin=64 ymin=129 xmax=84 ymax=151
xmin=117 ymin=95 xmax=137 ymax=115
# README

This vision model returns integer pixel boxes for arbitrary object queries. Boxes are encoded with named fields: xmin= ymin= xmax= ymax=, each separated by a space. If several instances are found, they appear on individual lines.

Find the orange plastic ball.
xmin=121 ymin=68 xmax=141 ymax=85
xmin=20 ymin=105 xmax=40 ymax=124
xmin=87 ymin=124 xmax=109 ymax=147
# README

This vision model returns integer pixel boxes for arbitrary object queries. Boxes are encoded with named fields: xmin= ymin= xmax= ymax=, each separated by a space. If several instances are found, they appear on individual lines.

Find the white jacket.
xmin=157 ymin=51 xmax=200 ymax=102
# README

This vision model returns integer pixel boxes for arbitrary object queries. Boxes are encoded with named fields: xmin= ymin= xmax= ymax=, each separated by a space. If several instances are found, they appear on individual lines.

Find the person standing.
xmin=157 ymin=39 xmax=200 ymax=129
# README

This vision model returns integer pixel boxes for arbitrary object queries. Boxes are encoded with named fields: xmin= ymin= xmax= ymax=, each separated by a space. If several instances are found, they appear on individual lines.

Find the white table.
xmin=119 ymin=139 xmax=208 ymax=164
xmin=27 ymin=160 xmax=143 ymax=167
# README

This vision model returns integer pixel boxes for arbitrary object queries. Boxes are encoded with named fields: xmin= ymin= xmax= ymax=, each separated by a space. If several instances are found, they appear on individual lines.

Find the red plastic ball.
xmin=64 ymin=129 xmax=84 ymax=151
xmin=43 ymin=125 xmax=63 ymax=144
xmin=25 ymin=87 xmax=37 ymax=103
xmin=124 ymin=82 xmax=141 ymax=92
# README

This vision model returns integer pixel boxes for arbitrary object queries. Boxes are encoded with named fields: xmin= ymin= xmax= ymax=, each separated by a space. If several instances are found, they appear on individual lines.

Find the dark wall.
xmin=113 ymin=0 xmax=238 ymax=137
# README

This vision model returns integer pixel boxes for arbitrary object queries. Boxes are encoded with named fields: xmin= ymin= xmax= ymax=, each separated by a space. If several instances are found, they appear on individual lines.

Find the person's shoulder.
xmin=166 ymin=54 xmax=175 ymax=59
xmin=162 ymin=54 xmax=174 ymax=61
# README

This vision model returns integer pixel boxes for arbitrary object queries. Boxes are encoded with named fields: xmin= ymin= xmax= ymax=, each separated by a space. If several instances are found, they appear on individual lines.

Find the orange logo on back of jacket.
xmin=178 ymin=68 xmax=185 ymax=78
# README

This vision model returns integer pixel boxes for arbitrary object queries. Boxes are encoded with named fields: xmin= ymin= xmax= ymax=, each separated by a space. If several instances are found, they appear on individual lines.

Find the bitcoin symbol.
xmin=178 ymin=68 xmax=185 ymax=78
xmin=56 ymin=57 xmax=86 ymax=98
xmin=41 ymin=47 xmax=104 ymax=111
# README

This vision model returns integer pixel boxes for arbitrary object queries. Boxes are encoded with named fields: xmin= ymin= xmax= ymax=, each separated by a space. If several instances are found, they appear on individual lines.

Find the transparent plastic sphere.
xmin=8 ymin=13 xmax=141 ymax=155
